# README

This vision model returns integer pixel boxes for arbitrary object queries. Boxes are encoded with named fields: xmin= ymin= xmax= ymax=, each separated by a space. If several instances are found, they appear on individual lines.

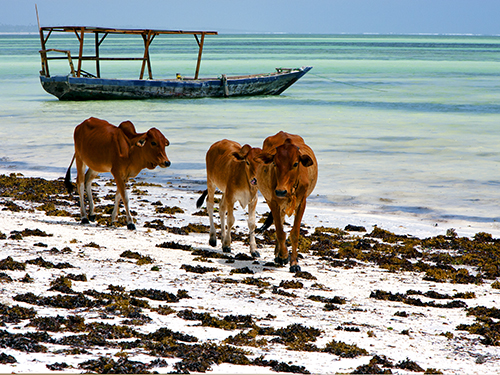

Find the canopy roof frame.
xmin=38 ymin=26 xmax=218 ymax=80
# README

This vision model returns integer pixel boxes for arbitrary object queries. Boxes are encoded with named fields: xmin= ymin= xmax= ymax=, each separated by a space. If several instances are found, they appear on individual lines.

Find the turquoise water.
xmin=1 ymin=33 xmax=500 ymax=223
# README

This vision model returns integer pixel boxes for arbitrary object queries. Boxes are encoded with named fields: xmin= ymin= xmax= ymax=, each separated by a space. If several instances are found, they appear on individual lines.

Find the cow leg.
xmin=247 ymin=195 xmax=259 ymax=258
xmin=112 ymin=192 xmax=122 ymax=222
xmin=84 ymin=169 xmax=99 ymax=222
xmin=207 ymin=183 xmax=217 ymax=247
xmin=222 ymin=194 xmax=235 ymax=253
xmin=75 ymin=157 xmax=89 ymax=224
xmin=289 ymin=199 xmax=307 ymax=273
xmin=113 ymin=175 xmax=135 ymax=230
xmin=271 ymin=202 xmax=288 ymax=266
xmin=219 ymin=194 xmax=230 ymax=253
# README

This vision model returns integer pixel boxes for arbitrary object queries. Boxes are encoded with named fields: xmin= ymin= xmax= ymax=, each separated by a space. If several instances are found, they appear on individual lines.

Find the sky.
xmin=2 ymin=0 xmax=500 ymax=35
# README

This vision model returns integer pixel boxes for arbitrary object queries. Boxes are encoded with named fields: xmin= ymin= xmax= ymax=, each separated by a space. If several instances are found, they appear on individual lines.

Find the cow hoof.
xmin=290 ymin=264 xmax=301 ymax=273
xmin=81 ymin=218 xmax=90 ymax=224
xmin=209 ymin=238 xmax=217 ymax=247
xmin=89 ymin=215 xmax=96 ymax=222
xmin=274 ymin=256 xmax=289 ymax=266
xmin=127 ymin=223 xmax=136 ymax=230
xmin=222 ymin=246 xmax=231 ymax=253
xmin=251 ymin=251 xmax=260 ymax=258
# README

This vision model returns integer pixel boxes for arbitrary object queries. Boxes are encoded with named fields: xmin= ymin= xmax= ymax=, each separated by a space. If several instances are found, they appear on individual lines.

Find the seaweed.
xmin=173 ymin=342 xmax=251 ymax=373
xmin=370 ymin=290 xmax=468 ymax=309
xmin=224 ymin=328 xmax=268 ymax=347
xmin=0 ymin=352 xmax=17 ymax=364
xmin=49 ymin=276 xmax=77 ymax=294
xmin=26 ymin=256 xmax=75 ymax=269
xmin=14 ymin=292 xmax=107 ymax=309
xmin=252 ymin=356 xmax=310 ymax=374
xmin=456 ymin=306 xmax=500 ymax=346
xmin=230 ymin=266 xmax=254 ymax=274
xmin=0 ymin=174 xmax=67 ymax=203
xmin=155 ymin=205 xmax=184 ymax=214
xmin=323 ymin=339 xmax=368 ymax=358
xmin=279 ymin=280 xmax=304 ymax=289
xmin=0 ymin=256 xmax=26 ymax=271
xmin=0 ymin=303 xmax=37 ymax=324
xmin=177 ymin=309 xmax=255 ymax=330
xmin=29 ymin=315 xmax=85 ymax=332
xmin=79 ymin=356 xmax=153 ymax=374
xmin=241 ymin=277 xmax=271 ymax=287
xmin=129 ymin=288 xmax=180 ymax=302
xmin=146 ymin=327 xmax=198 ymax=343
xmin=46 ymin=362 xmax=69 ymax=371
xmin=181 ymin=264 xmax=218 ymax=273
xmin=156 ymin=241 xmax=192 ymax=251
xmin=0 ymin=330 xmax=51 ymax=353
xmin=396 ymin=358 xmax=424 ymax=372
xmin=308 ymin=295 xmax=346 ymax=304
xmin=294 ymin=271 xmax=317 ymax=280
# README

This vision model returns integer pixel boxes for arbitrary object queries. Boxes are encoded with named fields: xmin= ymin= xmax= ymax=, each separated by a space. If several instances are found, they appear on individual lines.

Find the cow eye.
xmin=151 ymin=141 xmax=157 ymax=146
xmin=293 ymin=162 xmax=299 ymax=167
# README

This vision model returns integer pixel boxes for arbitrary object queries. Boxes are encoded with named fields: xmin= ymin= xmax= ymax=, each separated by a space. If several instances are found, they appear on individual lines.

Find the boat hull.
xmin=40 ymin=67 xmax=312 ymax=100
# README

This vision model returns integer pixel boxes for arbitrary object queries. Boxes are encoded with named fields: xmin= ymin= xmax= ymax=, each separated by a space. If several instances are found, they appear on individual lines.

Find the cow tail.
xmin=64 ymin=154 xmax=76 ymax=195
xmin=257 ymin=211 xmax=274 ymax=234
xmin=196 ymin=189 xmax=208 ymax=209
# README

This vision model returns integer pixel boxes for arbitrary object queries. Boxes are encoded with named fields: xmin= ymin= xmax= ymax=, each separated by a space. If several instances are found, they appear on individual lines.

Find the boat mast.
xmin=36 ymin=5 xmax=49 ymax=77
xmin=194 ymin=33 xmax=205 ymax=80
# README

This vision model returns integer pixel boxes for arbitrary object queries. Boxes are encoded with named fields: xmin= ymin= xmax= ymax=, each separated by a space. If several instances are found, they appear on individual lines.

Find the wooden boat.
xmin=37 ymin=26 xmax=312 ymax=100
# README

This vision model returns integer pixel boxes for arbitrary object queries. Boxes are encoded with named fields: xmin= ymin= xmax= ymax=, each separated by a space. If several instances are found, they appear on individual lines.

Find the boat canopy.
xmin=38 ymin=26 xmax=218 ymax=80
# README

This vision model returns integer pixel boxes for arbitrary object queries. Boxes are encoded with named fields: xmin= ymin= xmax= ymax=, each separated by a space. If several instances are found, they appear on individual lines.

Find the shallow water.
xmin=2 ymin=33 xmax=500 ymax=224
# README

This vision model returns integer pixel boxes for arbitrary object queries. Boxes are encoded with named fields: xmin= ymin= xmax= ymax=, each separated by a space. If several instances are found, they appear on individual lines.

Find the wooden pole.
xmin=194 ymin=33 xmax=205 ymax=80
xmin=95 ymin=32 xmax=100 ymax=78
xmin=35 ymin=5 xmax=49 ymax=77
xmin=76 ymin=27 xmax=85 ymax=77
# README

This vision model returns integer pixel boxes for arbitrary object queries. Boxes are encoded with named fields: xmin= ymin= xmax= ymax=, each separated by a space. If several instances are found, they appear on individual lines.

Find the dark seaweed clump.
xmin=177 ymin=309 xmax=255 ymax=330
xmin=307 ymin=226 xmax=500 ymax=283
xmin=370 ymin=290 xmax=468 ymax=309
xmin=456 ymin=306 xmax=500 ymax=346
xmin=0 ymin=174 xmax=67 ymax=203
xmin=0 ymin=303 xmax=37 ymax=324
xmin=181 ymin=264 xmax=218 ymax=273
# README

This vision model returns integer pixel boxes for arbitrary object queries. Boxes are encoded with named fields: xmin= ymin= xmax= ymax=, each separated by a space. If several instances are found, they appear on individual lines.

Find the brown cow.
xmin=256 ymin=131 xmax=318 ymax=272
xmin=64 ymin=117 xmax=171 ymax=229
xmin=196 ymin=139 xmax=262 ymax=257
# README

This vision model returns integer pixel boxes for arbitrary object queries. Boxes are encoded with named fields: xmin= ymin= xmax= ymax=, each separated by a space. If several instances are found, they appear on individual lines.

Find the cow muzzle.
xmin=160 ymin=160 xmax=171 ymax=168
xmin=275 ymin=189 xmax=287 ymax=197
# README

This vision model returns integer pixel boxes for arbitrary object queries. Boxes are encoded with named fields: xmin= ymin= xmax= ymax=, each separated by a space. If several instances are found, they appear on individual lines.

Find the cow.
xmin=256 ymin=131 xmax=318 ymax=272
xmin=64 ymin=117 xmax=171 ymax=230
xmin=196 ymin=139 xmax=262 ymax=257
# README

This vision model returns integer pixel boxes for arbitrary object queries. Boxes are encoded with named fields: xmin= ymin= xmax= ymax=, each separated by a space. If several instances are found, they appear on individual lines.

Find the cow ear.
xmin=258 ymin=152 xmax=274 ymax=164
xmin=119 ymin=121 xmax=138 ymax=139
xmin=300 ymin=154 xmax=314 ymax=167
xmin=233 ymin=144 xmax=252 ymax=161
xmin=232 ymin=151 xmax=244 ymax=161
xmin=134 ymin=135 xmax=147 ymax=147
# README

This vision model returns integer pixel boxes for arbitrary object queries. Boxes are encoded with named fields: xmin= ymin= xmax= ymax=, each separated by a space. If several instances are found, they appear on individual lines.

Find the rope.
xmin=309 ymin=72 xmax=386 ymax=92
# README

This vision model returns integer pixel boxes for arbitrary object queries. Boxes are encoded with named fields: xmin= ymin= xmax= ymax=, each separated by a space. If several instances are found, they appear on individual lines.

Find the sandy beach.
xmin=0 ymin=171 xmax=499 ymax=374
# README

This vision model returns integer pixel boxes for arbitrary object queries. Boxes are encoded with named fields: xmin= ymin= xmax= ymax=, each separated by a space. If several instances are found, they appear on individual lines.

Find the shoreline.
xmin=0 ymin=171 xmax=499 ymax=373
xmin=2 ymin=166 xmax=500 ymax=240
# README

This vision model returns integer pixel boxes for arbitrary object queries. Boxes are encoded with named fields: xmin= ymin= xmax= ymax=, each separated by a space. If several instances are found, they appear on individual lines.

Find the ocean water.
xmin=1 ymin=33 xmax=500 ymax=225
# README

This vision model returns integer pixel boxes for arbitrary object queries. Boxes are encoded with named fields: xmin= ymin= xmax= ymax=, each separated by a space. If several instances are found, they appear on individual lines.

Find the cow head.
xmin=132 ymin=128 xmax=171 ymax=169
xmin=232 ymin=144 xmax=262 ymax=188
xmin=259 ymin=138 xmax=313 ymax=198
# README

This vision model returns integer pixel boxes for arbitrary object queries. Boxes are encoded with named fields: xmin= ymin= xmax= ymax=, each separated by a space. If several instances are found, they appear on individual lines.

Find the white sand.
xmin=0 ymin=170 xmax=500 ymax=374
